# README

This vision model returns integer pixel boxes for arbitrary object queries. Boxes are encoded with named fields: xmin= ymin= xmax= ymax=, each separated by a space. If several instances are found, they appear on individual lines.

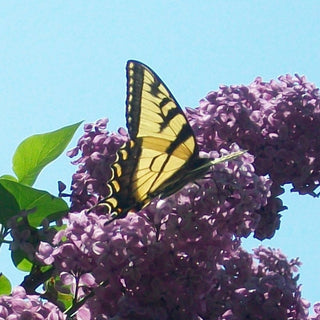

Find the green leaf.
xmin=12 ymin=248 xmax=34 ymax=272
xmin=57 ymin=290 xmax=74 ymax=311
xmin=0 ymin=174 xmax=17 ymax=182
xmin=0 ymin=179 xmax=68 ymax=228
xmin=12 ymin=121 xmax=82 ymax=186
xmin=0 ymin=182 xmax=20 ymax=224
xmin=0 ymin=274 xmax=12 ymax=295
xmin=0 ymin=274 xmax=11 ymax=294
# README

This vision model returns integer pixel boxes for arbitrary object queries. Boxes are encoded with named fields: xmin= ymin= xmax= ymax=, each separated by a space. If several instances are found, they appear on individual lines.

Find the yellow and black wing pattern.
xmin=105 ymin=60 xmax=212 ymax=220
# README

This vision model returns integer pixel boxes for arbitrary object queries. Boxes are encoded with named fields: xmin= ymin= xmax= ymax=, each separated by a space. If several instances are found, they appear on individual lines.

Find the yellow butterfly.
xmin=105 ymin=60 xmax=243 ymax=221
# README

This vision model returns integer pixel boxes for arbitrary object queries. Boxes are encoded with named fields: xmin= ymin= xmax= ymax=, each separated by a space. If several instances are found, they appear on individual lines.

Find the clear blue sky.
xmin=1 ymin=1 xmax=319 ymax=309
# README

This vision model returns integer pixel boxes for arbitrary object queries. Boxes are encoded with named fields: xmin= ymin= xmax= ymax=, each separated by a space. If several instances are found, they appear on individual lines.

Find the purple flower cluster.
xmin=67 ymin=118 xmax=128 ymax=212
xmin=36 ymin=211 xmax=309 ymax=319
xmin=217 ymin=247 xmax=309 ymax=320
xmin=13 ymin=73 xmax=320 ymax=319
xmin=193 ymin=75 xmax=320 ymax=190
xmin=187 ymin=74 xmax=320 ymax=239
xmin=0 ymin=286 xmax=65 ymax=320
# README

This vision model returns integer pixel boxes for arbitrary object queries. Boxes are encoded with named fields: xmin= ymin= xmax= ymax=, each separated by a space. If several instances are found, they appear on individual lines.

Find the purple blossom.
xmin=8 ymin=210 xmax=56 ymax=264
xmin=192 ymin=74 xmax=320 ymax=196
xmin=0 ymin=287 xmax=65 ymax=320
xmin=68 ymin=119 xmax=128 ymax=212
xmin=309 ymin=303 xmax=320 ymax=320
xmin=32 ymin=74 xmax=320 ymax=319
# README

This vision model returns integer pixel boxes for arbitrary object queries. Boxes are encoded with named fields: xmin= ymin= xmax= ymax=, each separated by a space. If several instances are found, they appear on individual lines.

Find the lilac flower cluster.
xmin=187 ymin=75 xmax=320 ymax=238
xmin=0 ymin=286 xmax=65 ymax=320
xmin=217 ymin=247 xmax=309 ymax=320
xmin=8 ymin=211 xmax=56 ymax=264
xmin=67 ymin=118 xmax=128 ymax=213
xmin=12 ymin=74 xmax=319 ymax=318
xmin=37 ymin=211 xmax=309 ymax=319
xmin=192 ymin=74 xmax=320 ymax=194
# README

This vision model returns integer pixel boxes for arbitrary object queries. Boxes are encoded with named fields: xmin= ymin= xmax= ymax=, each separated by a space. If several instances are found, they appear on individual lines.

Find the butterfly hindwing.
xmin=105 ymin=60 xmax=210 ymax=220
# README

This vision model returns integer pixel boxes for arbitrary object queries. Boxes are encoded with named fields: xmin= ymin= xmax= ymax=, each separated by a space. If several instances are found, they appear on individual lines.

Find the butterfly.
xmin=104 ymin=60 xmax=243 ymax=222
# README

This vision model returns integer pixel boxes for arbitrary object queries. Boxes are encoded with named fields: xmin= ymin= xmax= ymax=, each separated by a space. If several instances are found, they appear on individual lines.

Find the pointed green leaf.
xmin=0 ymin=274 xmax=12 ymax=295
xmin=0 ymin=179 xmax=68 ymax=228
xmin=13 ymin=121 xmax=82 ymax=186
xmin=0 ymin=182 xmax=20 ymax=224
xmin=57 ymin=290 xmax=73 ymax=311
xmin=12 ymin=248 xmax=33 ymax=271
xmin=0 ymin=174 xmax=17 ymax=182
